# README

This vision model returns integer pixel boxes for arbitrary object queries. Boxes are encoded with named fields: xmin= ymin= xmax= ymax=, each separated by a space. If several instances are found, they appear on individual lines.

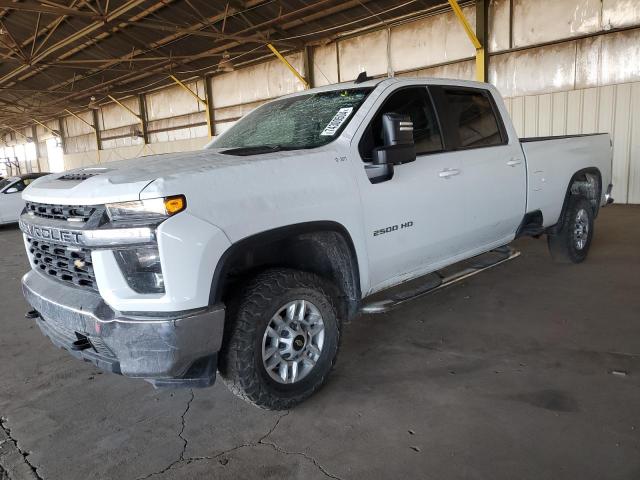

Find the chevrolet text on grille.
xmin=19 ymin=219 xmax=154 ymax=247
xmin=19 ymin=220 xmax=83 ymax=244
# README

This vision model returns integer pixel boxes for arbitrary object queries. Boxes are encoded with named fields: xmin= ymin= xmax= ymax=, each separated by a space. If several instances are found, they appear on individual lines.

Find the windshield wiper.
xmin=220 ymin=145 xmax=296 ymax=156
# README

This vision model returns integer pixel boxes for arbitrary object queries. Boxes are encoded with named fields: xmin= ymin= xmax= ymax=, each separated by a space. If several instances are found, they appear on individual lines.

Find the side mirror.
xmin=366 ymin=113 xmax=416 ymax=184
xmin=4 ymin=187 xmax=18 ymax=194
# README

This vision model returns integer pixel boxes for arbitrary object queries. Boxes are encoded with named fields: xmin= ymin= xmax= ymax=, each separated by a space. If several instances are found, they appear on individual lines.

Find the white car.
xmin=0 ymin=173 xmax=49 ymax=224
xmin=19 ymin=77 xmax=613 ymax=409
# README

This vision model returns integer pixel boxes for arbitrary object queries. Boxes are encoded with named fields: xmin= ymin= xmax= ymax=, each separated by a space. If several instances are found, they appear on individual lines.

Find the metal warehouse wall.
xmin=3 ymin=0 xmax=639 ymax=203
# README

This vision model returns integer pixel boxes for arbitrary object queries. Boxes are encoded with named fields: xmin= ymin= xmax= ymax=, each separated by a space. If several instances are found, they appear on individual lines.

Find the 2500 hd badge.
xmin=373 ymin=221 xmax=414 ymax=236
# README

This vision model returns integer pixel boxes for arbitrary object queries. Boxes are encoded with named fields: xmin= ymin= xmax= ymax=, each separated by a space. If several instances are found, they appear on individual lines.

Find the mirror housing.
xmin=4 ymin=187 xmax=18 ymax=194
xmin=366 ymin=113 xmax=416 ymax=184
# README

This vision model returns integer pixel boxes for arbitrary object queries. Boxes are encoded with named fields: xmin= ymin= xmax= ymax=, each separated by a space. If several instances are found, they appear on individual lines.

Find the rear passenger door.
xmin=430 ymin=86 xmax=526 ymax=251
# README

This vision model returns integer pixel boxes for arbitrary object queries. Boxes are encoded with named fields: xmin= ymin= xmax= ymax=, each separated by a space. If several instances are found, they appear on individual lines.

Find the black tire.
xmin=218 ymin=268 xmax=341 ymax=410
xmin=547 ymin=195 xmax=594 ymax=264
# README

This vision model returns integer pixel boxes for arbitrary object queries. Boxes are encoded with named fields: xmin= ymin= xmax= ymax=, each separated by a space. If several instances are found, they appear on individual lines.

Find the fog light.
xmin=114 ymin=247 xmax=164 ymax=294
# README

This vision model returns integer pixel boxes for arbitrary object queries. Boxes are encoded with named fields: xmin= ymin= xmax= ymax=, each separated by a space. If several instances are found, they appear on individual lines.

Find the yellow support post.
xmin=475 ymin=47 xmax=486 ymax=82
xmin=447 ymin=0 xmax=485 ymax=82
xmin=169 ymin=74 xmax=212 ymax=138
xmin=266 ymin=43 xmax=309 ymax=89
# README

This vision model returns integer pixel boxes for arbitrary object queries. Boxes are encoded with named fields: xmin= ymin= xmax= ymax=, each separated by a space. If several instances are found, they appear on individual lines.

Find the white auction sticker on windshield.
xmin=320 ymin=107 xmax=354 ymax=136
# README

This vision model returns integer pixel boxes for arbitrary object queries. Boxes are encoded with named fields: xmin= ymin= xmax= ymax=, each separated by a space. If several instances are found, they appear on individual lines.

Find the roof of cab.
xmin=279 ymin=75 xmax=492 ymax=100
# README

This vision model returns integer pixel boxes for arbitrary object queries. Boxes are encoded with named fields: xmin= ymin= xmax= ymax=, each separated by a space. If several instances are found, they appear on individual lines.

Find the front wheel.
xmin=218 ymin=269 xmax=341 ymax=410
xmin=547 ymin=195 xmax=594 ymax=263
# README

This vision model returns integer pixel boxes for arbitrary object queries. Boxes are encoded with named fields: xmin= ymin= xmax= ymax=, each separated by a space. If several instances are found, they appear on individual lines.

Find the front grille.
xmin=27 ymin=237 xmax=97 ymax=291
xmin=25 ymin=201 xmax=96 ymax=222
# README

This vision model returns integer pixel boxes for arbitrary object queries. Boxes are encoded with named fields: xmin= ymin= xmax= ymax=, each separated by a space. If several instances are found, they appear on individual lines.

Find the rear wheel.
xmin=547 ymin=195 xmax=594 ymax=263
xmin=218 ymin=269 xmax=341 ymax=410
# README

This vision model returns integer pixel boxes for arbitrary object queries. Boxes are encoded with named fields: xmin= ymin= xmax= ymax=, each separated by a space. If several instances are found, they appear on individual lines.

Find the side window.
xmin=11 ymin=181 xmax=26 ymax=192
xmin=360 ymin=87 xmax=442 ymax=160
xmin=442 ymin=89 xmax=504 ymax=148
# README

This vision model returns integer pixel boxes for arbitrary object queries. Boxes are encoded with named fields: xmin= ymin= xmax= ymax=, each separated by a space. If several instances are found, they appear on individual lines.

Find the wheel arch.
xmin=210 ymin=221 xmax=362 ymax=320
xmin=549 ymin=167 xmax=602 ymax=234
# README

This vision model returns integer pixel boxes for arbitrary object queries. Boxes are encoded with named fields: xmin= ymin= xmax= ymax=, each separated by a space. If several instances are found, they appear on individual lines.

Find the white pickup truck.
xmin=20 ymin=77 xmax=613 ymax=409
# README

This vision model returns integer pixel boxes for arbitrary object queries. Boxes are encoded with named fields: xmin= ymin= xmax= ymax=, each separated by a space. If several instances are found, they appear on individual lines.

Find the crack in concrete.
xmin=0 ymin=416 xmax=43 ymax=480
xmin=259 ymin=439 xmax=343 ymax=480
xmin=139 ymin=408 xmax=342 ymax=480
xmin=136 ymin=389 xmax=194 ymax=480
xmin=177 ymin=389 xmax=195 ymax=462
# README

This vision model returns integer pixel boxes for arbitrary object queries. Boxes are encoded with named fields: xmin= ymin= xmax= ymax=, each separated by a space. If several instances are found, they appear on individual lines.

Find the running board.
xmin=360 ymin=246 xmax=521 ymax=314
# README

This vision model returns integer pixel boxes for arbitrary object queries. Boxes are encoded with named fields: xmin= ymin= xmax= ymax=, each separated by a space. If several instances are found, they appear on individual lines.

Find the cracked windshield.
xmin=212 ymin=88 xmax=372 ymax=152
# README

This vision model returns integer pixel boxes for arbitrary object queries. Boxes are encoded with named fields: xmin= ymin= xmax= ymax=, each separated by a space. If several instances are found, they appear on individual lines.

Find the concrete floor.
xmin=0 ymin=205 xmax=639 ymax=480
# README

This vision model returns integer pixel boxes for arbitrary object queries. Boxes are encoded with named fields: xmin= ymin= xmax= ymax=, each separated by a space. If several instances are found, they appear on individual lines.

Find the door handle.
xmin=507 ymin=158 xmax=523 ymax=167
xmin=439 ymin=168 xmax=460 ymax=179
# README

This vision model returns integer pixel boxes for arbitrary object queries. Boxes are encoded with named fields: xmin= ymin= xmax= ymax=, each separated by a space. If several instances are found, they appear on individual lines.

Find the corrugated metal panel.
xmin=100 ymin=97 xmax=140 ymax=130
xmin=489 ymin=0 xmax=510 ymax=52
xmin=537 ymin=94 xmax=552 ymax=136
xmin=64 ymin=132 xmax=96 ymax=154
xmin=146 ymin=80 xmax=205 ymax=121
xmin=35 ymin=120 xmax=59 ymax=141
xmin=490 ymin=42 xmax=578 ymax=98
xmin=600 ymin=29 xmax=640 ymax=86
xmin=603 ymin=0 xmax=640 ymax=28
xmin=389 ymin=6 xmax=475 ymax=73
xmin=612 ymin=84 xmax=632 ymax=203
xmin=211 ymin=53 xmax=305 ymax=108
xmin=313 ymin=43 xmax=339 ymax=87
xmin=629 ymin=83 xmax=640 ymax=203
xmin=506 ymin=81 xmax=640 ymax=204
xmin=398 ymin=59 xmax=475 ymax=81
xmin=551 ymin=91 xmax=568 ymax=135
xmin=513 ymin=0 xmax=601 ymax=48
xmin=213 ymin=100 xmax=265 ymax=135
xmin=148 ymin=112 xmax=207 ymax=143
xmin=62 ymin=111 xmax=94 ymax=137
xmin=101 ymin=134 xmax=144 ymax=150
xmin=582 ymin=88 xmax=599 ymax=133
xmin=339 ymin=29 xmax=389 ymax=80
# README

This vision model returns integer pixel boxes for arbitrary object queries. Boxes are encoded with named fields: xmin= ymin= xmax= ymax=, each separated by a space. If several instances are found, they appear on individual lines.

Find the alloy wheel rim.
xmin=261 ymin=299 xmax=325 ymax=384
xmin=574 ymin=208 xmax=589 ymax=250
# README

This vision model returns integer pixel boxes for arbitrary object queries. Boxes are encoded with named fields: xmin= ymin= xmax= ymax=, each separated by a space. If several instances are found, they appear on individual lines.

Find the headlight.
xmin=114 ymin=247 xmax=164 ymax=294
xmin=106 ymin=195 xmax=186 ymax=223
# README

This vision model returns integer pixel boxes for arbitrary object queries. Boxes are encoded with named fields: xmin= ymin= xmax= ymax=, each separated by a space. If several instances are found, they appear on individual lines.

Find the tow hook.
xmin=71 ymin=335 xmax=93 ymax=351
xmin=25 ymin=309 xmax=40 ymax=319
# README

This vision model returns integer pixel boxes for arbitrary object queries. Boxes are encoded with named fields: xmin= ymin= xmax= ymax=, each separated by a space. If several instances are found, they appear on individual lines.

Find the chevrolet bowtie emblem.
xmin=74 ymin=259 xmax=86 ymax=268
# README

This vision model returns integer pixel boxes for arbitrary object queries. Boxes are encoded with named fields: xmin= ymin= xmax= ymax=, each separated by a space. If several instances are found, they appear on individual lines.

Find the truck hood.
xmin=22 ymin=149 xmax=273 ymax=205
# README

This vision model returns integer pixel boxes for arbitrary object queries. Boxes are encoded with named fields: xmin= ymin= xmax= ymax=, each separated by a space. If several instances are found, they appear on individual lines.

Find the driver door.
xmin=352 ymin=86 xmax=467 ymax=293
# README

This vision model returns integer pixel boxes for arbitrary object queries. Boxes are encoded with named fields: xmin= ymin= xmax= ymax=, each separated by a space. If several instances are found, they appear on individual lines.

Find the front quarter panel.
xmin=140 ymin=143 xmax=371 ymax=295
xmin=93 ymin=212 xmax=231 ymax=312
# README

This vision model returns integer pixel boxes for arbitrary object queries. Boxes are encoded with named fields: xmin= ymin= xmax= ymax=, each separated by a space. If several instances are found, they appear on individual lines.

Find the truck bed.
xmin=520 ymin=133 xmax=613 ymax=228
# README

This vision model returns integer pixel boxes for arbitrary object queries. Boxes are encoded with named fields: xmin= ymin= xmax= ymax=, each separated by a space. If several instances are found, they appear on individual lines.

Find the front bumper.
xmin=22 ymin=270 xmax=225 ymax=388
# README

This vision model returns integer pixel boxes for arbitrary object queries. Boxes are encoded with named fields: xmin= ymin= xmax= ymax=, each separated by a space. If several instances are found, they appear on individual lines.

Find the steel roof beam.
xmin=0 ymin=0 xmax=100 ymax=18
